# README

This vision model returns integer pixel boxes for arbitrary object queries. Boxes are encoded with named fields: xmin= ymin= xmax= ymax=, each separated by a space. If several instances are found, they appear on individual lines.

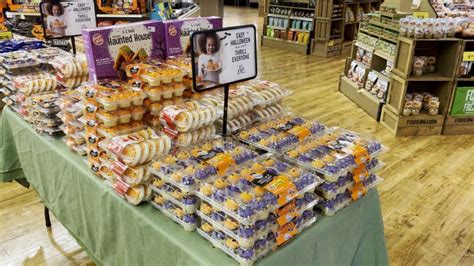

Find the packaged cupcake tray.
xmin=196 ymin=227 xmax=276 ymax=266
xmin=216 ymin=113 xmax=255 ymax=134
xmin=316 ymin=174 xmax=382 ymax=216
xmin=195 ymin=157 xmax=323 ymax=226
xmin=196 ymin=192 xmax=320 ymax=249
xmin=95 ymin=106 xmax=146 ymax=128
xmin=151 ymin=198 xmax=197 ymax=231
xmin=316 ymin=158 xmax=384 ymax=199
xmin=151 ymin=178 xmax=198 ymax=214
xmin=149 ymin=138 xmax=259 ymax=193
xmin=172 ymin=125 xmax=217 ymax=147
xmin=0 ymin=38 xmax=45 ymax=54
xmin=284 ymin=127 xmax=386 ymax=182
xmin=125 ymin=61 xmax=186 ymax=86
xmin=196 ymin=209 xmax=278 ymax=249
xmin=165 ymin=56 xmax=192 ymax=78
xmin=236 ymin=115 xmax=327 ymax=153
xmin=95 ymin=121 xmax=146 ymax=139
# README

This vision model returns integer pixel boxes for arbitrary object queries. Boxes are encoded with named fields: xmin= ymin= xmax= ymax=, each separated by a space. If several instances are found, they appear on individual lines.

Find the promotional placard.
xmin=190 ymin=24 xmax=257 ymax=92
xmin=40 ymin=0 xmax=97 ymax=39
xmin=451 ymin=86 xmax=474 ymax=116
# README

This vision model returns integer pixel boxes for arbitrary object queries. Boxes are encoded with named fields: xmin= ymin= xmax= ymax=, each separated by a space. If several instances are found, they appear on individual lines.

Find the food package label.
xmin=163 ymin=17 xmax=222 ymax=57
xmin=276 ymin=221 xmax=297 ymax=245
xmin=82 ymin=20 xmax=165 ymax=80
xmin=107 ymin=134 xmax=145 ymax=156
xmin=275 ymin=201 xmax=299 ymax=226
xmin=249 ymin=169 xmax=298 ymax=206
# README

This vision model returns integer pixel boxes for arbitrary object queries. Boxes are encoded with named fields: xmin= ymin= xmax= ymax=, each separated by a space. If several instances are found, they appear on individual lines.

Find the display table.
xmin=0 ymin=107 xmax=389 ymax=265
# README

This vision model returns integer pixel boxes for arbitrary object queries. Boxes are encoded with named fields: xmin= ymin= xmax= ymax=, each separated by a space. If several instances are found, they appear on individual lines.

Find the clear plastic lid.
xmin=283 ymin=127 xmax=387 ymax=180
xmin=236 ymin=115 xmax=327 ymax=153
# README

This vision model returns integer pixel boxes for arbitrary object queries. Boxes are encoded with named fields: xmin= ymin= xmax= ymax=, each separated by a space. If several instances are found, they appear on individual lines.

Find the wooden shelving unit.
xmin=381 ymin=37 xmax=463 ymax=136
xmin=443 ymin=40 xmax=474 ymax=135
xmin=312 ymin=0 xmax=381 ymax=57
xmin=262 ymin=1 xmax=317 ymax=54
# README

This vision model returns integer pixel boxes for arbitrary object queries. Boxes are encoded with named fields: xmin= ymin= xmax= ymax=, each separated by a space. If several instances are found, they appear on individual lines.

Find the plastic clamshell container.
xmin=95 ymin=111 xmax=119 ymax=128
xmin=151 ymin=184 xmax=198 ymax=214
xmin=283 ymin=128 xmax=387 ymax=182
xmin=150 ymin=201 xmax=197 ymax=231
xmin=196 ymin=210 xmax=279 ymax=249
xmin=316 ymin=174 xmax=382 ymax=216
xmin=236 ymin=115 xmax=327 ymax=153
xmin=131 ymin=107 xmax=146 ymax=121
xmin=196 ymin=228 xmax=276 ymax=266
xmin=149 ymin=166 xmax=197 ymax=194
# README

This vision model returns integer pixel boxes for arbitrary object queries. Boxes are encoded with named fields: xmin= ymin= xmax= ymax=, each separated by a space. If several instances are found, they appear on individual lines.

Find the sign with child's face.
xmin=190 ymin=25 xmax=257 ymax=92
xmin=40 ymin=0 xmax=97 ymax=39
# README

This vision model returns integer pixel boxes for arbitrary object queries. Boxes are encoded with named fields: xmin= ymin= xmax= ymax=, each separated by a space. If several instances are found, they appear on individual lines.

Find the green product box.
xmin=451 ymin=86 xmax=474 ymax=116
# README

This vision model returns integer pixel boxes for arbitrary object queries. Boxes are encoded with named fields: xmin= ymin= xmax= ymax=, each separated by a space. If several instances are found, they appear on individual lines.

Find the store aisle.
xmin=0 ymin=6 xmax=473 ymax=266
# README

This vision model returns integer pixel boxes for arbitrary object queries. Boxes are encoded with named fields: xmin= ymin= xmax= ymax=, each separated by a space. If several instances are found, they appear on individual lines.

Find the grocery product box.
xmin=82 ymin=20 xmax=166 ymax=80
xmin=163 ymin=17 xmax=223 ymax=57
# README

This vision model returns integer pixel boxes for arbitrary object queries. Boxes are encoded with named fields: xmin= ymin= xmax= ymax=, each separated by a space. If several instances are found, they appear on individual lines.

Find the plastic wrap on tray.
xmin=149 ymin=138 xmax=259 ymax=193
xmin=250 ymin=103 xmax=284 ymax=121
xmin=50 ymin=55 xmax=88 ymax=79
xmin=11 ymin=73 xmax=58 ymax=95
xmin=172 ymin=125 xmax=217 ymax=147
xmin=237 ymin=115 xmax=326 ymax=152
xmin=0 ymin=50 xmax=41 ymax=69
xmin=200 ymin=89 xmax=259 ymax=120
xmin=113 ymin=182 xmax=153 ymax=206
xmin=316 ymin=174 xmax=382 ymax=216
xmin=133 ymin=62 xmax=186 ymax=86
xmin=151 ymin=198 xmax=197 ymax=231
xmin=195 ymin=156 xmax=323 ymax=225
xmin=239 ymin=80 xmax=291 ymax=107
xmin=100 ymin=128 xmax=172 ymax=167
xmin=95 ymin=121 xmax=146 ymax=139
xmin=30 ymin=47 xmax=68 ymax=62
xmin=78 ymin=80 xmax=146 ymax=111
xmin=159 ymin=100 xmax=218 ymax=133
xmin=283 ymin=127 xmax=386 ymax=181
xmin=151 ymin=178 xmax=198 ymax=214
xmin=165 ymin=56 xmax=192 ymax=78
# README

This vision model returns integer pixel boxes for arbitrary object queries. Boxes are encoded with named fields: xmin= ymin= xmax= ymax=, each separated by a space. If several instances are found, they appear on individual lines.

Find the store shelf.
xmin=339 ymin=76 xmax=383 ymax=120
xmin=6 ymin=11 xmax=150 ymax=19
xmin=456 ymin=77 xmax=474 ymax=81
xmin=345 ymin=20 xmax=360 ymax=25
xmin=267 ymin=25 xmax=287 ymax=31
xmin=379 ymin=34 xmax=397 ymax=44
xmin=316 ymin=17 xmax=343 ymax=21
xmin=290 ymin=16 xmax=314 ymax=21
xmin=369 ymin=19 xmax=399 ymax=32
xmin=355 ymin=42 xmax=375 ymax=52
xmin=5 ymin=11 xmax=40 ymax=18
xmin=289 ymin=28 xmax=312 ymax=32
xmin=406 ymin=73 xmax=454 ymax=81
xmin=374 ymin=50 xmax=394 ymax=62
xmin=268 ymin=14 xmax=289 ymax=19
xmin=262 ymin=36 xmax=308 ymax=54
xmin=269 ymin=5 xmax=315 ymax=11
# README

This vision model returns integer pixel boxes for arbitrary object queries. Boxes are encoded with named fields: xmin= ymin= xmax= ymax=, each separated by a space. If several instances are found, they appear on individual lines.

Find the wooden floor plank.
xmin=0 ymin=6 xmax=473 ymax=266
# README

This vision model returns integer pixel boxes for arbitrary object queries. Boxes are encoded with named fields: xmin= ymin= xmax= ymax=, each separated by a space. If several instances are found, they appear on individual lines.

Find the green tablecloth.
xmin=0 ymin=107 xmax=389 ymax=266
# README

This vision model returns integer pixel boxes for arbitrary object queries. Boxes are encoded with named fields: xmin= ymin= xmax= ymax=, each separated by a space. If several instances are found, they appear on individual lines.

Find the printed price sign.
xmin=413 ymin=11 xmax=429 ymax=19
xmin=463 ymin=52 xmax=474 ymax=62
xmin=190 ymin=25 xmax=257 ymax=92
xmin=40 ymin=0 xmax=97 ymax=39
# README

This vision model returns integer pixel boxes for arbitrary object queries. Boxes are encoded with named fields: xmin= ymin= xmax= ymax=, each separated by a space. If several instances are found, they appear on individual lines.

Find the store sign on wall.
xmin=412 ymin=11 xmax=429 ymax=19
xmin=40 ymin=0 xmax=97 ymax=39
xmin=451 ymin=87 xmax=474 ymax=116
xmin=190 ymin=25 xmax=257 ymax=92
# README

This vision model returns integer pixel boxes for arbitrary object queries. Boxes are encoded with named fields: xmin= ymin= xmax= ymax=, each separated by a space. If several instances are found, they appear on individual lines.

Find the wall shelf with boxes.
xmin=444 ymin=40 xmax=474 ymax=135
xmin=262 ymin=0 xmax=317 ymax=54
xmin=312 ymin=0 xmax=381 ymax=57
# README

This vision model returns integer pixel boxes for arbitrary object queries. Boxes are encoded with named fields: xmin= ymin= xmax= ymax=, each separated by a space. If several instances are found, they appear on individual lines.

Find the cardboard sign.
xmin=40 ymin=0 xmax=97 ymax=39
xmin=412 ymin=11 xmax=429 ymax=19
xmin=190 ymin=24 xmax=257 ymax=92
